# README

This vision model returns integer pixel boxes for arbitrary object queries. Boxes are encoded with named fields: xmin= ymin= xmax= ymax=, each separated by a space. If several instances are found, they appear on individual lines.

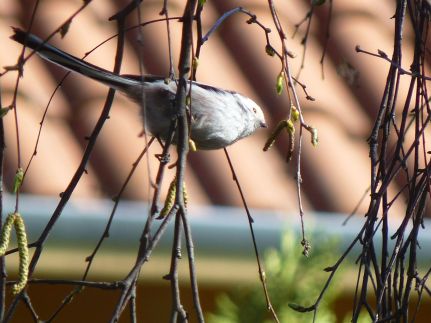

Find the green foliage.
xmin=207 ymin=231 xmax=344 ymax=323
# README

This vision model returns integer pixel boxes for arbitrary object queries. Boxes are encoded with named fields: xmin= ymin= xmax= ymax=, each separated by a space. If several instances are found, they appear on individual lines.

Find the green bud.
xmin=0 ymin=107 xmax=11 ymax=118
xmin=192 ymin=57 xmax=199 ymax=71
xmin=189 ymin=139 xmax=197 ymax=152
xmin=310 ymin=127 xmax=318 ymax=147
xmin=276 ymin=72 xmax=284 ymax=95
xmin=291 ymin=105 xmax=300 ymax=122
xmin=286 ymin=120 xmax=295 ymax=134
xmin=13 ymin=168 xmax=24 ymax=193
xmin=263 ymin=119 xmax=287 ymax=151
xmin=185 ymin=95 xmax=191 ymax=107
xmin=265 ymin=44 xmax=275 ymax=57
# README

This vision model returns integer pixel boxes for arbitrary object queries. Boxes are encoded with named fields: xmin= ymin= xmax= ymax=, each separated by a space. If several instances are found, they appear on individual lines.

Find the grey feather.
xmin=11 ymin=28 xmax=267 ymax=150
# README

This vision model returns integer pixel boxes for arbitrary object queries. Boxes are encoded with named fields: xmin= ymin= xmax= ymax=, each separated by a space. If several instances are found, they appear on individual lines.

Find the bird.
xmin=10 ymin=27 xmax=267 ymax=150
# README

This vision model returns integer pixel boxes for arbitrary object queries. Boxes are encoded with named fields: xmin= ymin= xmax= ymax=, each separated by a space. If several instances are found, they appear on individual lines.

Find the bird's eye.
xmin=253 ymin=107 xmax=257 ymax=113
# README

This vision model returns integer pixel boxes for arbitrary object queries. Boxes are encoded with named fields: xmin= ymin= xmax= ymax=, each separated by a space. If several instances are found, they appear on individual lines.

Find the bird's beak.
xmin=261 ymin=121 xmax=268 ymax=128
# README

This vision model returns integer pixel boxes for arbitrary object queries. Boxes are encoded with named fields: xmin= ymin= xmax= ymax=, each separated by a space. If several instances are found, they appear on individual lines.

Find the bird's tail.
xmin=10 ymin=27 xmax=140 ymax=91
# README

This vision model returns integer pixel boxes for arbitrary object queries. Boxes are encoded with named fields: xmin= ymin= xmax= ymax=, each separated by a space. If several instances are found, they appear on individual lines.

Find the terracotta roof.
xmin=1 ymin=0 xmax=410 ymax=216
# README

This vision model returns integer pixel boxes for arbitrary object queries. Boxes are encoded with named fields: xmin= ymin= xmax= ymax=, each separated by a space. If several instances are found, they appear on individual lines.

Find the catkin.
xmin=160 ymin=178 xmax=188 ymax=218
xmin=0 ymin=213 xmax=16 ymax=255
xmin=12 ymin=214 xmax=29 ymax=294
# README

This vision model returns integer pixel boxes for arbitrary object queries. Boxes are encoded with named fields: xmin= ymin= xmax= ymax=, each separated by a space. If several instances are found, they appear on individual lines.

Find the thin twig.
xmin=168 ymin=212 xmax=187 ymax=322
xmin=0 ymin=54 xmax=7 ymax=321
xmin=180 ymin=207 xmax=204 ymax=322
xmin=223 ymin=148 xmax=280 ymax=323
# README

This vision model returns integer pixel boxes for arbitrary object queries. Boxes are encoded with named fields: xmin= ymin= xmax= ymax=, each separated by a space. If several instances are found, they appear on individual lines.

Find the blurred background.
xmin=0 ymin=0 xmax=429 ymax=322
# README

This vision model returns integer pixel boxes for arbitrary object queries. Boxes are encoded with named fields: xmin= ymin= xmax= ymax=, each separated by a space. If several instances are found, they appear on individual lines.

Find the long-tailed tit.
xmin=11 ymin=28 xmax=267 ymax=150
